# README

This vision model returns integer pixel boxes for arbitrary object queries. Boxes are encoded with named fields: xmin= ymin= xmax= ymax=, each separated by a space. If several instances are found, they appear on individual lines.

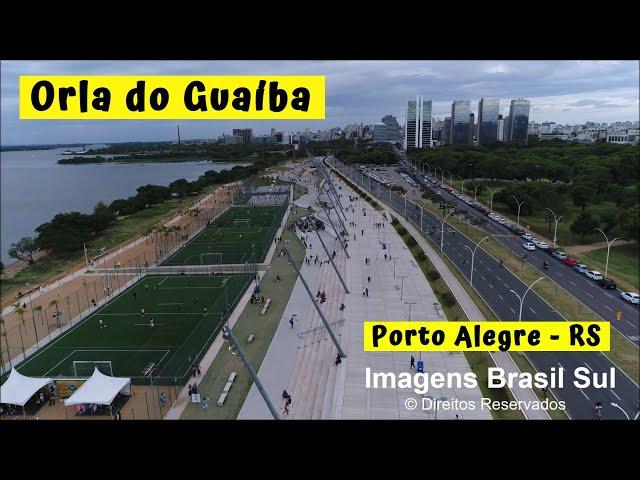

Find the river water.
xmin=1 ymin=145 xmax=244 ymax=264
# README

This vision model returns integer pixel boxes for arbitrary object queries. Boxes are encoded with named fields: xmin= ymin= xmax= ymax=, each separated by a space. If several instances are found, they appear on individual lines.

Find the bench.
xmin=217 ymin=372 xmax=238 ymax=406
xmin=247 ymin=334 xmax=255 ymax=344
xmin=260 ymin=299 xmax=272 ymax=316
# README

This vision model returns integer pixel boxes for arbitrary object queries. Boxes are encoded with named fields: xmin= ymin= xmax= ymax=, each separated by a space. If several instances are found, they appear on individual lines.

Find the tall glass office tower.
xmin=478 ymin=98 xmax=500 ymax=145
xmin=404 ymin=95 xmax=432 ymax=149
xmin=509 ymin=98 xmax=531 ymax=145
xmin=450 ymin=100 xmax=471 ymax=145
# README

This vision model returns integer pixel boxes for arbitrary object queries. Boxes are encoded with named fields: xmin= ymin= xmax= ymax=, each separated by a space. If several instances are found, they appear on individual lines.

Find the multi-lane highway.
xmin=398 ymin=162 xmax=640 ymax=345
xmin=327 ymin=156 xmax=640 ymax=420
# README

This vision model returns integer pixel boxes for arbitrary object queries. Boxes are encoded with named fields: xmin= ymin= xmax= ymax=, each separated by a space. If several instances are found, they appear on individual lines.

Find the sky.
xmin=1 ymin=60 xmax=638 ymax=145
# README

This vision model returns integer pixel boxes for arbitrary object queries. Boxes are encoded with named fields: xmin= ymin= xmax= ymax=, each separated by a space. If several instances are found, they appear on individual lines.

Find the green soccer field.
xmin=15 ymin=274 xmax=253 ymax=385
xmin=161 ymin=205 xmax=285 ymax=266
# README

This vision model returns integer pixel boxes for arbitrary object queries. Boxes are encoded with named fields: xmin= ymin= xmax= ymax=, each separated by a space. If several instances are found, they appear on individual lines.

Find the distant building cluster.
xmin=528 ymin=121 xmax=639 ymax=145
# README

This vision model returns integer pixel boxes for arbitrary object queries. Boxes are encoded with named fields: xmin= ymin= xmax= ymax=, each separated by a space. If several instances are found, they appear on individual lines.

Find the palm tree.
xmin=0 ymin=317 xmax=11 ymax=371
xmin=12 ymin=304 xmax=27 ymax=358
xmin=49 ymin=298 xmax=62 ymax=329
xmin=33 ymin=305 xmax=47 ymax=340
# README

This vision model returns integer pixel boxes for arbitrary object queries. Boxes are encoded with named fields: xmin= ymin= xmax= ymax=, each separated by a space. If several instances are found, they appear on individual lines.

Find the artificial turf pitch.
xmin=16 ymin=274 xmax=253 ymax=384
xmin=161 ymin=205 xmax=283 ymax=266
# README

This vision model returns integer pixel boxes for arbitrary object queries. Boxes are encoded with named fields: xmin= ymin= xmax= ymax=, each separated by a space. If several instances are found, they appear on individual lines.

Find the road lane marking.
xmin=488 ymin=283 xmax=494 ymax=289
xmin=585 ymin=292 xmax=594 ymax=298
xmin=578 ymin=388 xmax=590 ymax=401
xmin=498 ymin=294 xmax=504 ymax=300
xmin=510 ymin=307 xmax=516 ymax=314
xmin=625 ymin=320 xmax=635 ymax=328
xmin=503 ymin=283 xmax=509 ymax=289
xmin=569 ymin=281 xmax=576 ymax=286
xmin=486 ymin=267 xmax=492 ymax=272
xmin=496 ymin=275 xmax=503 ymax=281
xmin=480 ymin=275 xmax=486 ymax=281
xmin=529 ymin=307 xmax=536 ymax=314
xmin=558 ymin=362 xmax=565 ymax=369
xmin=584 ymin=362 xmax=592 ymax=372
xmin=605 ymin=306 xmax=614 ymax=312
xmin=610 ymin=389 xmax=621 ymax=401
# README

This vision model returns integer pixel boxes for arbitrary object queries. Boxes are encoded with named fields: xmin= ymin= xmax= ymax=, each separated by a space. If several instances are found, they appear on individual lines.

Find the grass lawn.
xmin=14 ymin=274 xmax=252 ymax=384
xmin=181 ymin=207 xmax=306 ymax=419
xmin=161 ymin=205 xmax=284 ymax=266
xmin=580 ymin=243 xmax=639 ymax=291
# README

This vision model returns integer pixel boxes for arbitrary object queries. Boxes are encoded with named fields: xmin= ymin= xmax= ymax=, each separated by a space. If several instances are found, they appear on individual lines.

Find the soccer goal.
xmin=73 ymin=360 xmax=113 ymax=377
xmin=200 ymin=252 xmax=223 ymax=265
xmin=233 ymin=219 xmax=251 ymax=228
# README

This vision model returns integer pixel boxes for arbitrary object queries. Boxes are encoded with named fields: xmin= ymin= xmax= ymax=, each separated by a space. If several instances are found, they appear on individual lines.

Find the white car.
xmin=498 ymin=218 xmax=508 ymax=225
xmin=533 ymin=239 xmax=548 ymax=249
xmin=523 ymin=242 xmax=536 ymax=251
xmin=521 ymin=233 xmax=534 ymax=241
xmin=621 ymin=292 xmax=640 ymax=305
xmin=585 ymin=270 xmax=603 ymax=281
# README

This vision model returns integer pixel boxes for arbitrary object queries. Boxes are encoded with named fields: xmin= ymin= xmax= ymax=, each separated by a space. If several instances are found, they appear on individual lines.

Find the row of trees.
xmin=8 ymin=147 xmax=289 ymax=262
xmin=310 ymin=141 xmax=397 ymax=165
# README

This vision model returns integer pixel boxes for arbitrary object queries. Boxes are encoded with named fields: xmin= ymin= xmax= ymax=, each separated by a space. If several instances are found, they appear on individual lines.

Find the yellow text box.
xmin=363 ymin=321 xmax=609 ymax=352
xmin=19 ymin=75 xmax=325 ymax=120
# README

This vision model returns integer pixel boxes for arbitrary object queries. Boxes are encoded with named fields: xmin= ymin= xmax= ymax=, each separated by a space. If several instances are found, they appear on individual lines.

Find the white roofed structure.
xmin=0 ymin=369 xmax=52 ymax=406
xmin=64 ymin=368 xmax=131 ymax=407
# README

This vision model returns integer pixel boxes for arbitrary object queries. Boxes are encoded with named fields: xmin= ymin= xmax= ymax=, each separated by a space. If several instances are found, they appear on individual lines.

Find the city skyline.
xmin=1 ymin=60 xmax=638 ymax=145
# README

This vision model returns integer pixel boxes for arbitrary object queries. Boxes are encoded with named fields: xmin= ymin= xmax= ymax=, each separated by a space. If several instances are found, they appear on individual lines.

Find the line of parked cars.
xmin=420 ymin=172 xmax=639 ymax=305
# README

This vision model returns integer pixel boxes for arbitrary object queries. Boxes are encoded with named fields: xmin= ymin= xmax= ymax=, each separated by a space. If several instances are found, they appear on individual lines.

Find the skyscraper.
xmin=404 ymin=95 xmax=432 ymax=149
xmin=478 ymin=98 xmax=500 ymax=145
xmin=503 ymin=115 xmax=512 ymax=142
xmin=373 ymin=115 xmax=402 ymax=143
xmin=469 ymin=112 xmax=475 ymax=144
xmin=450 ymin=100 xmax=471 ymax=145
xmin=232 ymin=128 xmax=253 ymax=144
xmin=443 ymin=117 xmax=452 ymax=145
xmin=508 ymin=99 xmax=531 ymax=145
xmin=497 ymin=114 xmax=505 ymax=142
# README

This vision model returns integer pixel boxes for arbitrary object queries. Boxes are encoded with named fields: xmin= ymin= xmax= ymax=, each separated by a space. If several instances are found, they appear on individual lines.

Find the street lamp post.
xmin=433 ymin=167 xmax=443 ymax=185
xmin=510 ymin=195 xmax=526 ymax=228
xmin=488 ymin=188 xmax=496 ymax=212
xmin=509 ymin=277 xmax=545 ymax=321
xmin=610 ymin=402 xmax=630 ymax=420
xmin=398 ymin=275 xmax=408 ymax=301
xmin=461 ymin=179 xmax=475 ymax=198
xmin=439 ymin=210 xmax=455 ymax=252
xmin=545 ymin=208 xmax=564 ymax=249
xmin=463 ymin=236 xmax=491 ymax=288
xmin=594 ymin=228 xmax=619 ymax=280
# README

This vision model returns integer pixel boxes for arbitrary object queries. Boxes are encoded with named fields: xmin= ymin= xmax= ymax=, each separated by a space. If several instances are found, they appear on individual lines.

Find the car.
xmin=585 ymin=270 xmax=603 ymax=281
xmin=598 ymin=278 xmax=617 ymax=289
xmin=522 ymin=233 xmax=534 ymax=241
xmin=513 ymin=227 xmax=526 ymax=236
xmin=621 ymin=292 xmax=640 ymax=305
xmin=498 ymin=218 xmax=508 ymax=225
xmin=523 ymin=242 xmax=536 ymax=251
xmin=533 ymin=239 xmax=548 ymax=249
xmin=572 ymin=263 xmax=589 ymax=274
xmin=562 ymin=257 xmax=577 ymax=267
xmin=552 ymin=251 xmax=568 ymax=260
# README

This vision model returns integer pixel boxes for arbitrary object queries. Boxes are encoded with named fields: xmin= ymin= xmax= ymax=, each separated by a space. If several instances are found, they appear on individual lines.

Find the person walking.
xmin=365 ymin=288 xmax=369 ymax=297
xmin=289 ymin=316 xmax=295 ymax=328
xmin=410 ymin=355 xmax=415 ymax=369
xmin=362 ymin=287 xmax=366 ymax=297
xmin=367 ymin=276 xmax=371 ymax=283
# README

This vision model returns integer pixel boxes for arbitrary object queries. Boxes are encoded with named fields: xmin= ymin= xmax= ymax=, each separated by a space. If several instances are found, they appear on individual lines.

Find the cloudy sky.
xmin=1 ymin=60 xmax=638 ymax=145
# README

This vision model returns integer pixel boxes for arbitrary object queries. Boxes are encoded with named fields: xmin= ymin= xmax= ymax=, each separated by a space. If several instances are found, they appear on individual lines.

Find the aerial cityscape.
xmin=0 ymin=60 xmax=638 ymax=422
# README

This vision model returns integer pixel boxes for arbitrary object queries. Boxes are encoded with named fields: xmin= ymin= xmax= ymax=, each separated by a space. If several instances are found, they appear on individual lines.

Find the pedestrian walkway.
xmin=326 ymin=159 xmax=549 ymax=420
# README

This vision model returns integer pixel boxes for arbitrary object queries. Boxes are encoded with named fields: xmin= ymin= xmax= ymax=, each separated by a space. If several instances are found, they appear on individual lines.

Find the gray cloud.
xmin=1 ymin=60 xmax=638 ymax=145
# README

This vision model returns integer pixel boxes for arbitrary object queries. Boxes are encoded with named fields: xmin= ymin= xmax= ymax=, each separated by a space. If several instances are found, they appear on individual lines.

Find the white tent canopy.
xmin=0 ymin=369 xmax=52 ymax=406
xmin=64 ymin=368 xmax=131 ymax=406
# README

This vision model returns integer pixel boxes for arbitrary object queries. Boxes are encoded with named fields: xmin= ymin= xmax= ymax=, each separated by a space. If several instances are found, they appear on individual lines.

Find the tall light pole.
xmin=610 ymin=402 xmax=630 ymax=420
xmin=472 ymin=184 xmax=480 ymax=202
xmin=433 ymin=167 xmax=443 ymax=184
xmin=398 ymin=274 xmax=408 ymax=301
xmin=463 ymin=236 xmax=491 ymax=288
xmin=510 ymin=195 xmax=526 ymax=228
xmin=439 ymin=209 xmax=455 ymax=252
xmin=461 ymin=179 xmax=474 ymax=197
xmin=594 ymin=228 xmax=619 ymax=280
xmin=545 ymin=208 xmax=564 ymax=249
xmin=509 ymin=277 xmax=545 ymax=321
xmin=444 ymin=170 xmax=454 ymax=186
xmin=488 ymin=188 xmax=496 ymax=212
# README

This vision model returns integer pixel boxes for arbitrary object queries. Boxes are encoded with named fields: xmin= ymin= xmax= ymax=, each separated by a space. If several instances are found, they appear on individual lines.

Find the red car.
xmin=562 ymin=257 xmax=577 ymax=267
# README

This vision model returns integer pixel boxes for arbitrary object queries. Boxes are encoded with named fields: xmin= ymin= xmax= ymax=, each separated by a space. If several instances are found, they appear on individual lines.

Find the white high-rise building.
xmin=404 ymin=95 xmax=432 ymax=149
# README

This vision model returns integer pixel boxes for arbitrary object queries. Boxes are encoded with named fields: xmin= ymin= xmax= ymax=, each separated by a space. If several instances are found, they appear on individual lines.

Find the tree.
xmin=0 ymin=261 xmax=4 ymax=275
xmin=92 ymin=201 xmax=116 ymax=233
xmin=616 ymin=204 xmax=639 ymax=241
xmin=35 ymin=212 xmax=94 ymax=255
xmin=570 ymin=212 xmax=599 ymax=241
xmin=8 ymin=236 xmax=38 ymax=264
xmin=570 ymin=185 xmax=590 ymax=211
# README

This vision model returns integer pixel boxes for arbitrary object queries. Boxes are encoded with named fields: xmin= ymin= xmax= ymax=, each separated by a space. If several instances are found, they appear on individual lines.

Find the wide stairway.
xmin=286 ymin=244 xmax=348 ymax=419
